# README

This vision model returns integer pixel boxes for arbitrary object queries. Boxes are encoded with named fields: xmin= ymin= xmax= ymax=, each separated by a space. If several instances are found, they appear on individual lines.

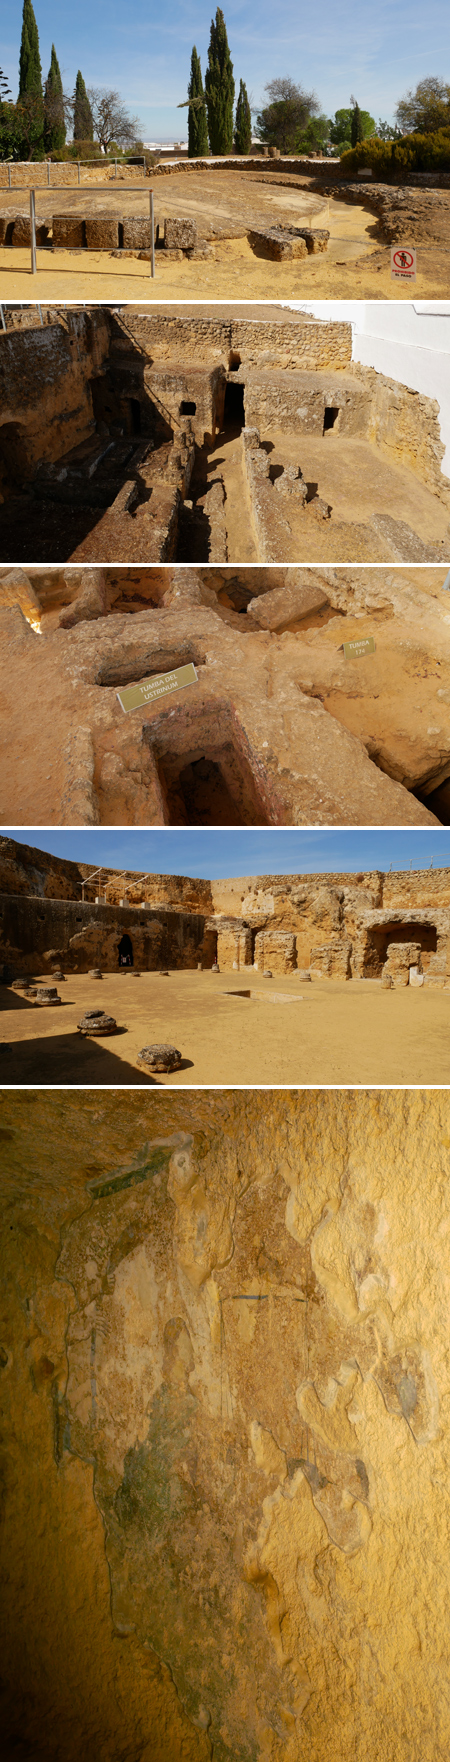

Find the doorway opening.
xmin=118 ymin=933 xmax=134 ymax=967
xmin=363 ymin=921 xmax=437 ymax=976
xmin=129 ymin=398 xmax=141 ymax=433
xmin=224 ymin=380 xmax=245 ymax=426
xmin=414 ymin=779 xmax=450 ymax=824
xmin=0 ymin=422 xmax=31 ymax=497
xmin=202 ymin=927 xmax=218 ymax=967
xmin=323 ymin=406 xmax=340 ymax=433
xmin=180 ymin=400 xmax=197 ymax=415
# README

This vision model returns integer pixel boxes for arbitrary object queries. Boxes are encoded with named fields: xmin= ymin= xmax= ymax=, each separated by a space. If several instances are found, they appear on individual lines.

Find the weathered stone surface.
xmin=136 ymin=1042 xmax=183 ymax=1071
xmin=164 ymin=216 xmax=196 ymax=249
xmin=1 ymin=1090 xmax=449 ymax=1762
xmin=11 ymin=214 xmax=49 ymax=247
xmin=0 ymin=567 xmax=42 ymax=626
xmin=77 ymin=1009 xmax=117 ymax=1034
xmin=58 ymin=569 xmax=107 ymax=628
xmin=123 ymin=217 xmax=154 ymax=250
xmin=0 ymin=586 xmax=443 ymax=829
xmin=85 ymin=215 xmax=120 ymax=250
xmin=52 ymin=213 xmax=86 ymax=248
xmin=248 ymin=225 xmax=309 ymax=259
xmin=248 ymin=574 xmax=329 ymax=630
xmin=382 ymin=940 xmax=423 ymax=987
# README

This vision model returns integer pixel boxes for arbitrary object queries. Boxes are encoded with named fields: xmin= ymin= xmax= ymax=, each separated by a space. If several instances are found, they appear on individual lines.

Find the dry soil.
xmin=0 ymin=171 xmax=448 ymax=299
xmin=1 ymin=967 xmax=449 ymax=1086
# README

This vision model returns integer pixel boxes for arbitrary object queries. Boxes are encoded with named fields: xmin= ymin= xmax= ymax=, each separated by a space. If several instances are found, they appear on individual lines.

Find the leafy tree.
xmin=256 ymin=78 xmax=319 ymax=153
xmin=296 ymin=113 xmax=330 ymax=153
xmin=73 ymin=70 xmax=93 ymax=141
xmin=395 ymin=76 xmax=450 ymax=134
xmin=0 ymin=66 xmax=14 ymax=159
xmin=187 ymin=47 xmax=209 ymax=156
xmin=204 ymin=9 xmax=235 ymax=155
xmin=351 ymin=100 xmax=364 ymax=146
xmin=18 ymin=0 xmax=43 ymax=154
xmin=377 ymin=118 xmax=402 ymax=140
xmin=234 ymin=78 xmax=251 ymax=154
xmin=44 ymin=45 xmax=65 ymax=154
xmin=86 ymin=88 xmax=142 ymax=153
xmin=329 ymin=105 xmax=375 ymax=148
xmin=0 ymin=67 xmax=12 ymax=103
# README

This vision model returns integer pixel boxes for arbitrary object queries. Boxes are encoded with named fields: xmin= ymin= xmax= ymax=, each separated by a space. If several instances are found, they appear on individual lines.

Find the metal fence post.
xmin=8 ymin=164 xmax=11 ymax=188
xmin=77 ymin=161 xmax=81 ymax=184
xmin=30 ymin=187 xmax=37 ymax=275
xmin=115 ymin=157 xmax=117 ymax=178
xmin=47 ymin=159 xmax=50 ymax=185
xmin=150 ymin=189 xmax=155 ymax=279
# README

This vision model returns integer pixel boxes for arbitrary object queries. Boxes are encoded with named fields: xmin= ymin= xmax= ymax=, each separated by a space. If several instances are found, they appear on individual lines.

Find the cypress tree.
xmin=351 ymin=100 xmax=364 ymax=146
xmin=73 ymin=70 xmax=94 ymax=141
xmin=205 ymin=9 xmax=235 ymax=155
xmin=234 ymin=78 xmax=251 ymax=154
xmin=18 ymin=0 xmax=44 ymax=156
xmin=44 ymin=45 xmax=66 ymax=154
xmin=188 ymin=47 xmax=209 ymax=157
xmin=19 ymin=0 xmax=43 ymax=100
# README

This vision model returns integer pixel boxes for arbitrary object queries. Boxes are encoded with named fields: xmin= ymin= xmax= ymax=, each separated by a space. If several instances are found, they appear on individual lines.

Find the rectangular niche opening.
xmin=144 ymin=699 xmax=278 ymax=826
xmin=96 ymin=644 xmax=205 ymax=688
xmin=364 ymin=921 xmax=438 ymax=976
xmin=323 ymin=406 xmax=340 ymax=433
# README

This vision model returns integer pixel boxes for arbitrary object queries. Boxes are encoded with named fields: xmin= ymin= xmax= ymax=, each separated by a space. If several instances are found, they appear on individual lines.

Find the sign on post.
xmin=391 ymin=247 xmax=416 ymax=281
xmin=116 ymin=661 xmax=198 ymax=714
xmin=343 ymin=637 xmax=376 ymax=661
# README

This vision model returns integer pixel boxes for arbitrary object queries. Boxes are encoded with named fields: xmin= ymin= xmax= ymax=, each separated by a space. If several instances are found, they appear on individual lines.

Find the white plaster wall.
xmin=287 ymin=303 xmax=450 ymax=474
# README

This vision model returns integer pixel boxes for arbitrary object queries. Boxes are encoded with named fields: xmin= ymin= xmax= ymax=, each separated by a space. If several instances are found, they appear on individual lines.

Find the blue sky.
xmin=5 ymin=829 xmax=450 ymax=877
xmin=2 ymin=0 xmax=448 ymax=138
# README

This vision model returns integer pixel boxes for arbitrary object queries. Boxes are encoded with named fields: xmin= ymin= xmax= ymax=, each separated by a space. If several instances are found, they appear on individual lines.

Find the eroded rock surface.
xmin=1 ymin=1091 xmax=448 ymax=1761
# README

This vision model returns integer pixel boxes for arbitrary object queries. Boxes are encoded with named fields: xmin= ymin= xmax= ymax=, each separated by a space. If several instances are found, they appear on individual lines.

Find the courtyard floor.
xmin=1 ymin=967 xmax=448 ymax=1086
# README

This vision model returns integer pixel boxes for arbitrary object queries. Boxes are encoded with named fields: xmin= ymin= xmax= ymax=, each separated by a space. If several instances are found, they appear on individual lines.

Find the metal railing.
xmin=25 ymin=183 xmax=155 ymax=277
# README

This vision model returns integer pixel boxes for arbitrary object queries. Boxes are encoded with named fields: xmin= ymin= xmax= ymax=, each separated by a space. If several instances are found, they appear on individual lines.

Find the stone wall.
xmin=0 ymin=894 xmax=208 ymax=976
xmin=0 ymin=310 xmax=110 ymax=476
xmin=0 ymin=835 xmax=85 ymax=900
xmin=124 ymin=311 xmax=353 ymax=371
xmin=242 ymin=369 xmax=370 ymax=435
xmin=3 ymin=845 xmax=450 ymax=979
xmin=144 ymin=362 xmax=226 ymax=445
xmin=1 ymin=1089 xmax=448 ymax=1762
xmin=359 ymin=364 xmax=450 ymax=504
xmin=0 ymin=161 xmax=145 ymax=187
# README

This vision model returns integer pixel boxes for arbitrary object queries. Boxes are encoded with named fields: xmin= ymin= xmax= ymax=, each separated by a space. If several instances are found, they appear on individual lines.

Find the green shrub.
xmin=67 ymin=138 xmax=103 ymax=160
xmin=340 ymin=129 xmax=450 ymax=180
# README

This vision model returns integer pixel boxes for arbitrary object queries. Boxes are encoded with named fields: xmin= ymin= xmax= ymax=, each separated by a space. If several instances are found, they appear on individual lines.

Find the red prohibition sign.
xmin=393 ymin=248 xmax=414 ymax=269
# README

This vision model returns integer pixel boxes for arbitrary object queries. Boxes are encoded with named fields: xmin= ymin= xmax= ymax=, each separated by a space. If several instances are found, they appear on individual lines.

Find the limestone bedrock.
xmin=1 ymin=1089 xmax=449 ymax=1762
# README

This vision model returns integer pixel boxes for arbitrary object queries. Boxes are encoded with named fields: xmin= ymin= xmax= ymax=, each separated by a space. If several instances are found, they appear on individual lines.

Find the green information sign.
xmin=343 ymin=637 xmax=376 ymax=661
xmin=117 ymin=661 xmax=198 ymax=714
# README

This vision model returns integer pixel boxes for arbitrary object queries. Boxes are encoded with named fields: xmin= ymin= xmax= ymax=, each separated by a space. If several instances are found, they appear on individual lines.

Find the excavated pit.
xmin=1 ymin=305 xmax=449 ymax=566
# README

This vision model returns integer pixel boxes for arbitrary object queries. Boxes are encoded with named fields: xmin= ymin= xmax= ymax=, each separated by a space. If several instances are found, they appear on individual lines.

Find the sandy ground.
xmin=204 ymin=428 xmax=450 ymax=565
xmin=0 ymin=170 xmax=448 ymax=299
xmin=1 ymin=968 xmax=449 ymax=1087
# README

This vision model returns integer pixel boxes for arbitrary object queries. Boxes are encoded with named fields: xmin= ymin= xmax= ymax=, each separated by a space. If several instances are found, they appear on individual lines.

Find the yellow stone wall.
xmin=1 ymin=1089 xmax=448 ymax=1762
